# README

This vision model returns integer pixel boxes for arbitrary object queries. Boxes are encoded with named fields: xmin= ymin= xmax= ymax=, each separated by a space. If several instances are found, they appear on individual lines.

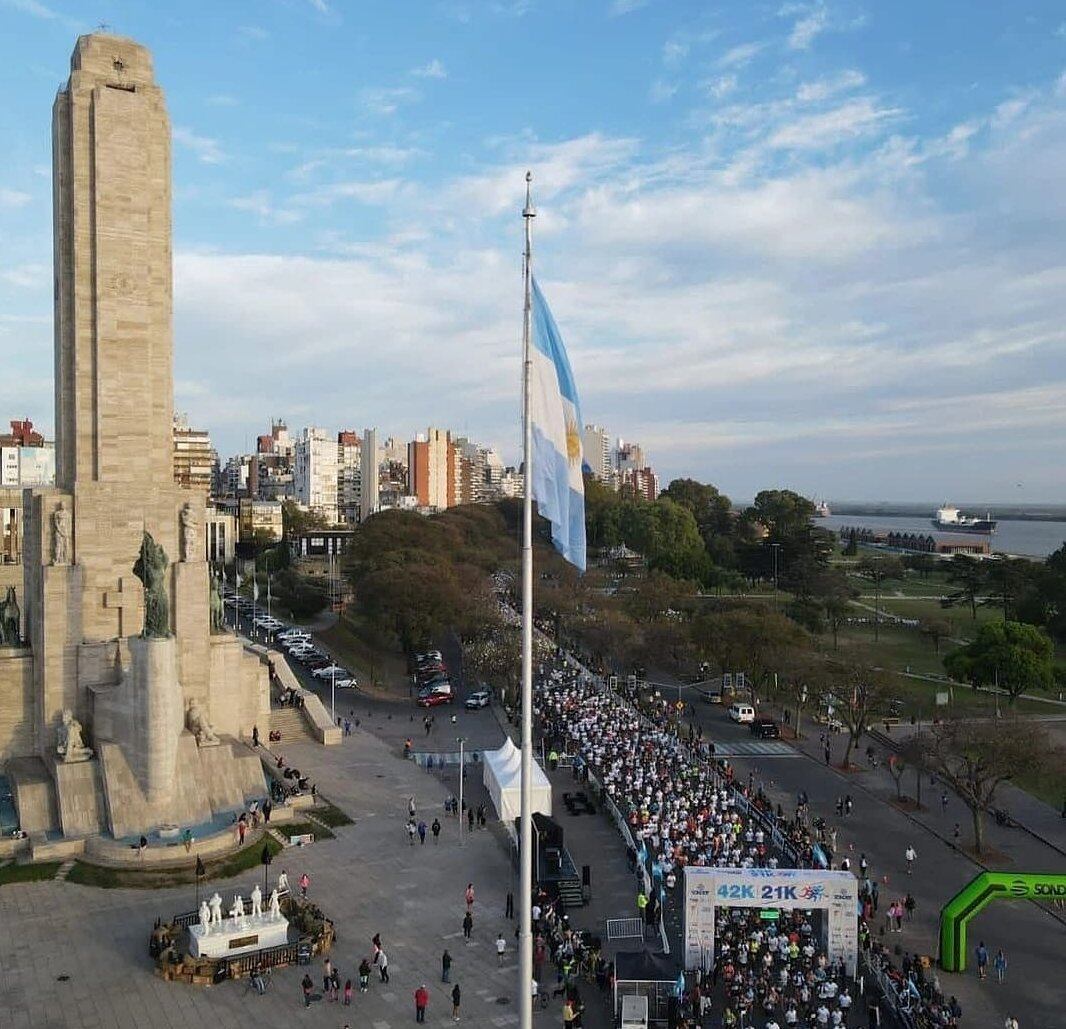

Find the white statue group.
xmin=198 ymin=881 xmax=282 ymax=933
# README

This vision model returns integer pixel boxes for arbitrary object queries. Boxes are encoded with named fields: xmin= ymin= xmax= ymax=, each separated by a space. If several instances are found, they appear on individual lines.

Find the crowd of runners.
xmin=534 ymin=653 xmax=961 ymax=1029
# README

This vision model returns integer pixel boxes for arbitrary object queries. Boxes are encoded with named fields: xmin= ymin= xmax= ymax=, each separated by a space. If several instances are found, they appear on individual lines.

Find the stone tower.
xmin=4 ymin=35 xmax=269 ymax=844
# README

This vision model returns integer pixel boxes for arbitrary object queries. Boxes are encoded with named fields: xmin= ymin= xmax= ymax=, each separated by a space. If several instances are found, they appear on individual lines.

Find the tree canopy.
xmin=943 ymin=620 xmax=1054 ymax=703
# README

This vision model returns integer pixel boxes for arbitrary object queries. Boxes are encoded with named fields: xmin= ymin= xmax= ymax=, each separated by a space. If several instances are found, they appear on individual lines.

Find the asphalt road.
xmin=679 ymin=696 xmax=1066 ymax=1029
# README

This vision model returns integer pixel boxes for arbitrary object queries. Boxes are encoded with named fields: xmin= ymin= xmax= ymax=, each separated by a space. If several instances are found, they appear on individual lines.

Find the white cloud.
xmin=2 ymin=0 xmax=81 ymax=30
xmin=787 ymin=3 xmax=828 ymax=50
xmin=704 ymin=75 xmax=737 ymax=100
xmin=358 ymin=86 xmax=420 ymax=116
xmin=411 ymin=59 xmax=447 ymax=79
xmin=768 ymin=99 xmax=902 ymax=149
xmin=173 ymin=127 xmax=227 ymax=165
xmin=230 ymin=191 xmax=302 ymax=226
xmin=306 ymin=0 xmax=331 ymax=14
xmin=292 ymin=179 xmax=404 ymax=207
xmin=796 ymin=69 xmax=866 ymax=103
xmin=0 ymin=187 xmax=32 ymax=207
xmin=1 ymin=263 xmax=48 ymax=288
xmin=346 ymin=145 xmax=421 ymax=165
xmin=611 ymin=0 xmax=648 ymax=14
xmin=662 ymin=40 xmax=689 ymax=67
xmin=718 ymin=42 xmax=765 ymax=69
xmin=648 ymin=80 xmax=677 ymax=104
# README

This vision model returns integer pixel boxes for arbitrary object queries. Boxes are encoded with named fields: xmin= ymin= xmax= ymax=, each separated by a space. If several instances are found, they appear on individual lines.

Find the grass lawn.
xmin=317 ymin=615 xmax=409 ymax=692
xmin=66 ymin=835 xmax=283 ymax=890
xmin=312 ymin=801 xmax=355 ymax=828
xmin=1010 ymin=762 xmax=1066 ymax=810
xmin=281 ymin=820 xmax=334 ymax=841
xmin=0 ymin=861 xmax=61 ymax=886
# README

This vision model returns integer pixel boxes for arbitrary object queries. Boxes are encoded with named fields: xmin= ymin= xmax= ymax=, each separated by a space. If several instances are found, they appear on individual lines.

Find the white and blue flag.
xmin=529 ymin=277 xmax=586 ymax=572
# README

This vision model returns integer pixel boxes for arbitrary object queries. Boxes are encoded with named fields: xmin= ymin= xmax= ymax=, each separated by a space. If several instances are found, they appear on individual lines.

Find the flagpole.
xmin=519 ymin=170 xmax=535 ymax=1029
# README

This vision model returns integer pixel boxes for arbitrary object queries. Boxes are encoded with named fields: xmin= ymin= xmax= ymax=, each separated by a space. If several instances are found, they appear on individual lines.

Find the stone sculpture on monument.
xmin=199 ymin=901 xmax=211 ymax=931
xmin=179 ymin=502 xmax=198 ymax=563
xmin=133 ymin=531 xmax=170 ymax=638
xmin=269 ymin=888 xmax=281 ymax=920
xmin=0 ymin=586 xmax=19 ymax=646
xmin=186 ymin=699 xmax=220 ymax=748
xmin=209 ymin=572 xmax=225 ymax=634
xmin=250 ymin=884 xmax=263 ymax=918
xmin=51 ymin=502 xmax=71 ymax=565
xmin=208 ymin=893 xmax=223 ymax=927
xmin=55 ymin=710 xmax=92 ymax=763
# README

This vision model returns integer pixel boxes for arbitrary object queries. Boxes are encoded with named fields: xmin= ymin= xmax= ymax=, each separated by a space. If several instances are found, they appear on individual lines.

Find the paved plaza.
xmin=0 ymin=726 xmax=547 ymax=1029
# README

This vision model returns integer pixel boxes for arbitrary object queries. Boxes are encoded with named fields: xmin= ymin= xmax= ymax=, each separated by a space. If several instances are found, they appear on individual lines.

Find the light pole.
xmin=331 ymin=664 xmax=336 ymax=724
xmin=770 ymin=543 xmax=782 ymax=607
xmin=457 ymin=736 xmax=466 ymax=846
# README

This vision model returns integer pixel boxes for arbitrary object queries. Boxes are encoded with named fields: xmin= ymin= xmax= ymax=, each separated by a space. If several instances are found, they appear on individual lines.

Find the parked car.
xmin=728 ymin=702 xmax=756 ymax=724
xmin=464 ymin=690 xmax=491 ymax=710
xmin=311 ymin=664 xmax=347 ymax=679
xmin=417 ymin=690 xmax=453 ymax=708
xmin=333 ymin=676 xmax=358 ymax=689
xmin=301 ymin=655 xmax=332 ymax=670
xmin=749 ymin=718 xmax=780 ymax=739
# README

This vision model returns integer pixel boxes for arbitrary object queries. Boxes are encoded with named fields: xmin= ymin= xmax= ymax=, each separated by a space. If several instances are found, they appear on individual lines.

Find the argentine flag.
xmin=529 ymin=277 xmax=586 ymax=572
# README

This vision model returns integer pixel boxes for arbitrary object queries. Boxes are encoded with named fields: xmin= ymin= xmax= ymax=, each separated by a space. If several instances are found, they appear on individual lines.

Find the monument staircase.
xmin=268 ymin=707 xmax=314 ymax=744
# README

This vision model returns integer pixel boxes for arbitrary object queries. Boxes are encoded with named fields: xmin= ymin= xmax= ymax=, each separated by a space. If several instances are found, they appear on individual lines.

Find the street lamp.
xmin=770 ymin=543 xmax=782 ymax=606
xmin=456 ymin=736 xmax=466 ymax=847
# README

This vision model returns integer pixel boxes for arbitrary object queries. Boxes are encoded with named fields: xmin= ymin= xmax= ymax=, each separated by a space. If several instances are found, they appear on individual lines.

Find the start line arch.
xmin=939 ymin=871 xmax=1066 ymax=972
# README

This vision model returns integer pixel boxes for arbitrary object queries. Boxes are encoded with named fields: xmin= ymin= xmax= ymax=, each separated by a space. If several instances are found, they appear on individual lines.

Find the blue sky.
xmin=1 ymin=0 xmax=1065 ymax=503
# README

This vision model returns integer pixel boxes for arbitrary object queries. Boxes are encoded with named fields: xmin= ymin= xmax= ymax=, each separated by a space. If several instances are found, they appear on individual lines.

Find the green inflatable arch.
xmin=940 ymin=871 xmax=1066 ymax=972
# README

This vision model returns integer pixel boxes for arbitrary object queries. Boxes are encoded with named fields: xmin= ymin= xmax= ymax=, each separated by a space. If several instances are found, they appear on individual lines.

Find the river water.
xmin=818 ymin=514 xmax=1066 ymax=559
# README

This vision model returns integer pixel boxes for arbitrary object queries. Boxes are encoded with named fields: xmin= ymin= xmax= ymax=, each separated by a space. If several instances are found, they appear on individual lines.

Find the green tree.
xmin=282 ymin=499 xmax=329 ymax=536
xmin=942 ymin=555 xmax=988 ymax=621
xmin=902 ymin=717 xmax=1048 ymax=855
xmin=920 ymin=617 xmax=953 ymax=655
xmin=984 ymin=556 xmax=1036 ymax=621
xmin=943 ymin=620 xmax=1054 ymax=704
xmin=856 ymin=556 xmax=905 ymax=641
xmin=822 ymin=661 xmax=890 ymax=768
xmin=1016 ymin=544 xmax=1066 ymax=643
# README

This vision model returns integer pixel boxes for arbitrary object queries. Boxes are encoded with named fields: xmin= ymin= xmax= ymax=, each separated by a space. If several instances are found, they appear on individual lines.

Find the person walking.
xmin=409 ymin=795 xmax=416 ymax=818
xmin=844 ymin=795 xmax=853 ymax=816
xmin=358 ymin=958 xmax=371 ymax=992
xmin=994 ymin=949 xmax=1007 ymax=983
xmin=904 ymin=892 xmax=916 ymax=921
xmin=344 ymin=978 xmax=353 ymax=1005
xmin=505 ymin=891 xmax=514 ymax=919
xmin=407 ymin=819 xmax=417 ymax=845
xmin=441 ymin=948 xmax=452 ymax=983
xmin=414 ymin=983 xmax=429 ymax=1023
xmin=462 ymin=910 xmax=473 ymax=942
xmin=904 ymin=844 xmax=917 ymax=874
xmin=376 ymin=947 xmax=390 ymax=983
xmin=824 ymin=740 xmax=832 ymax=765
xmin=451 ymin=982 xmax=462 ymax=1021
xmin=299 ymin=872 xmax=310 ymax=898
xmin=496 ymin=931 xmax=506 ymax=965
xmin=1004 ymin=1015 xmax=1019 ymax=1029
xmin=418 ymin=820 xmax=427 ymax=845
xmin=301 ymin=972 xmax=314 ymax=1007
xmin=941 ymin=790 xmax=949 ymax=815
xmin=975 ymin=940 xmax=989 ymax=980
xmin=465 ymin=883 xmax=475 ymax=910
xmin=432 ymin=817 xmax=441 ymax=844
xmin=323 ymin=958 xmax=333 ymax=999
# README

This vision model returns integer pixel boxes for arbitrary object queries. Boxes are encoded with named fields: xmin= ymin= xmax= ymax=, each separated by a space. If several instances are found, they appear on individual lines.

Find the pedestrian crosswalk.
xmin=712 ymin=740 xmax=800 ymax=757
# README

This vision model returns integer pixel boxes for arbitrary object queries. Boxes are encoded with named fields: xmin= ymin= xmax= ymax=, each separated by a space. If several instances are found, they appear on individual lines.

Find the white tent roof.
xmin=482 ymin=737 xmax=552 ymax=823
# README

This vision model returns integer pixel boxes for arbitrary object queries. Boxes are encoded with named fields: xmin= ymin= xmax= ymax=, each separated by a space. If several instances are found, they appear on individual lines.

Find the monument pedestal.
xmin=188 ymin=912 xmax=290 ymax=958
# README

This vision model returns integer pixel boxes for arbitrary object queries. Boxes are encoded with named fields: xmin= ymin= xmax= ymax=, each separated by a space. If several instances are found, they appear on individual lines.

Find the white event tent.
xmin=482 ymin=737 xmax=552 ymax=823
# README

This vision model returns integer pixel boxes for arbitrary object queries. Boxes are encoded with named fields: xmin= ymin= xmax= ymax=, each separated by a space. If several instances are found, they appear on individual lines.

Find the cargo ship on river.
xmin=932 ymin=506 xmax=997 ymax=534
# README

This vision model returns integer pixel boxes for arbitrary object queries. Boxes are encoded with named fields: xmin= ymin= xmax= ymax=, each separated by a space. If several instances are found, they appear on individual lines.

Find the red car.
xmin=417 ymin=690 xmax=453 ymax=708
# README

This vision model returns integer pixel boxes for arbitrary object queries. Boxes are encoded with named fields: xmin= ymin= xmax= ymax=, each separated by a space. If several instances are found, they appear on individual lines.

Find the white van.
xmin=728 ymin=702 xmax=755 ymax=724
xmin=620 ymin=994 xmax=649 ymax=1029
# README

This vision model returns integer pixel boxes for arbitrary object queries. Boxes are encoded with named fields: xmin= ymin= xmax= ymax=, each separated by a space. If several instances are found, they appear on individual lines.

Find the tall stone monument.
xmin=2 ymin=34 xmax=270 ymax=843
